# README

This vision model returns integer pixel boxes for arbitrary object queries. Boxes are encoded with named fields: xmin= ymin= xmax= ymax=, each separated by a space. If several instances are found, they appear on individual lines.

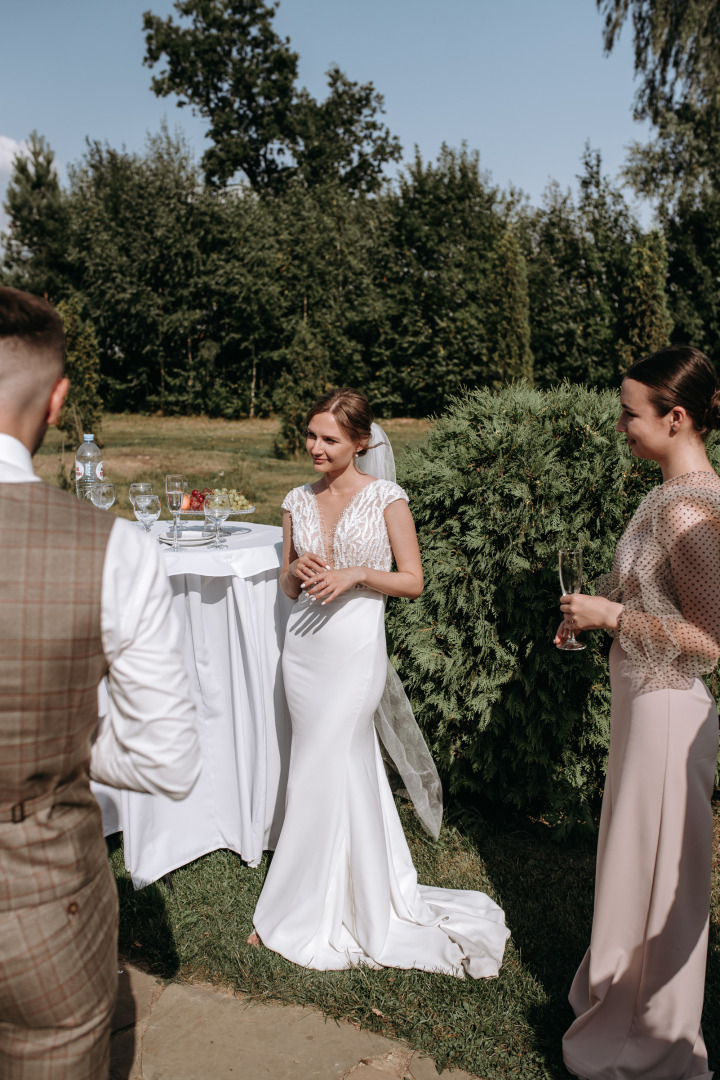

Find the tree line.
xmin=1 ymin=0 xmax=716 ymax=453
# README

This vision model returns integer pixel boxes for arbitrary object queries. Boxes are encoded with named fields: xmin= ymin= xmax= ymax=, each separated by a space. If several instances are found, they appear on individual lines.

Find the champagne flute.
xmin=129 ymin=482 xmax=153 ymax=509
xmin=134 ymin=494 xmax=161 ymax=534
xmin=166 ymin=474 xmax=184 ymax=553
xmin=204 ymin=492 xmax=231 ymax=549
xmin=91 ymin=483 xmax=116 ymax=510
xmin=557 ymin=548 xmax=587 ymax=652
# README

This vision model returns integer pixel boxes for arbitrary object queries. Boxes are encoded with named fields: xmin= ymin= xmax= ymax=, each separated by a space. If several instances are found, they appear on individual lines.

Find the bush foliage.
xmin=387 ymin=382 xmax=720 ymax=833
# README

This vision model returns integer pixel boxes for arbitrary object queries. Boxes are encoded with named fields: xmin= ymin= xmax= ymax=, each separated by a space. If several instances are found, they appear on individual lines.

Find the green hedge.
xmin=387 ymin=382 xmax=720 ymax=834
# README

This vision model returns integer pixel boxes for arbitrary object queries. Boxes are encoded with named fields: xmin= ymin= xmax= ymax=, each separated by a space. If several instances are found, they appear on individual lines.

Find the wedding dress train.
xmin=252 ymin=479 xmax=509 ymax=978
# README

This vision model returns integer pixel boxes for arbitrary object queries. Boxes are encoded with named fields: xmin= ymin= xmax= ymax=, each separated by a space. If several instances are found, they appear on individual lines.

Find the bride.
xmin=250 ymin=387 xmax=509 ymax=978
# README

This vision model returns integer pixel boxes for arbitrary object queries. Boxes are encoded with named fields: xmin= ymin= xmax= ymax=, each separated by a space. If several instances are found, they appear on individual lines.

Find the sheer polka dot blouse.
xmin=597 ymin=470 xmax=720 ymax=692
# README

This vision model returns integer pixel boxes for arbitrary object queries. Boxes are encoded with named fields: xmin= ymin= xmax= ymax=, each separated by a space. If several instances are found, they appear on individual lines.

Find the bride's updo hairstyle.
xmin=306 ymin=387 xmax=375 ymax=457
xmin=626 ymin=345 xmax=720 ymax=440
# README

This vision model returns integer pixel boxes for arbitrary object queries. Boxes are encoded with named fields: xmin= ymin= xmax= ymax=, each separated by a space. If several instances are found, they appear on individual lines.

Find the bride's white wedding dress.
xmin=252 ymin=478 xmax=510 ymax=978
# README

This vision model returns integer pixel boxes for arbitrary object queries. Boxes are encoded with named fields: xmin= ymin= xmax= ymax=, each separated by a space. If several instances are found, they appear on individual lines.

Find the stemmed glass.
xmin=557 ymin=548 xmax=587 ymax=652
xmin=204 ymin=492 xmax=231 ymax=549
xmin=129 ymin=482 xmax=153 ymax=510
xmin=91 ymin=483 xmax=116 ymax=510
xmin=166 ymin=474 xmax=185 ymax=553
xmin=134 ymin=494 xmax=161 ymax=535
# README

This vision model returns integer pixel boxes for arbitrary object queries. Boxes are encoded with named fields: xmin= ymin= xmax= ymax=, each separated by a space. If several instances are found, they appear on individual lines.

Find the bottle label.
xmin=75 ymin=460 xmax=101 ymax=482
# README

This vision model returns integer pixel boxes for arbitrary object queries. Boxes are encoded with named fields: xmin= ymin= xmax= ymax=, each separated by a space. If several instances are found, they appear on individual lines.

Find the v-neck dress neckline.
xmin=311 ymin=480 xmax=381 ymax=566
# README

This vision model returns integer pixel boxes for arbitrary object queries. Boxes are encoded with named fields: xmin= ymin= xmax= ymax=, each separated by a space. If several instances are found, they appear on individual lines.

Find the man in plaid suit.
xmin=0 ymin=287 xmax=200 ymax=1079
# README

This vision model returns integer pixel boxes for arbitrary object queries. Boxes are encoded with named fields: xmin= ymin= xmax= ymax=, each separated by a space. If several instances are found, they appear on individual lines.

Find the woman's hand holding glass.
xmin=555 ymin=593 xmax=625 ymax=645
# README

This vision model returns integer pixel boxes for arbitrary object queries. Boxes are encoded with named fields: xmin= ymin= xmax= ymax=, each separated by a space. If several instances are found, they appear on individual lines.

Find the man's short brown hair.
xmin=0 ymin=287 xmax=65 ymax=361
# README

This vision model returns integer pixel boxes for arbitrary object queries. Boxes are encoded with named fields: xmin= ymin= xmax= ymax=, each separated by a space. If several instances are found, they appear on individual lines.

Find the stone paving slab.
xmin=109 ymin=964 xmax=477 ymax=1080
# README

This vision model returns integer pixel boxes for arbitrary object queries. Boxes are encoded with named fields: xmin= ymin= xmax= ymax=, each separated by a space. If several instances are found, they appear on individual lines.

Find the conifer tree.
xmin=378 ymin=145 xmax=499 ymax=414
xmin=1 ymin=132 xmax=70 ymax=300
xmin=272 ymin=321 xmax=335 ymax=458
xmin=55 ymin=292 xmax=103 ymax=445
xmin=617 ymin=230 xmax=673 ymax=371
xmin=482 ymin=228 xmax=533 ymax=388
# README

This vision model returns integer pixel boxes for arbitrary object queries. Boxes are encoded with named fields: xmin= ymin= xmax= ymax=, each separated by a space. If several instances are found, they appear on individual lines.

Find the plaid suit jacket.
xmin=0 ymin=482 xmax=114 ymax=912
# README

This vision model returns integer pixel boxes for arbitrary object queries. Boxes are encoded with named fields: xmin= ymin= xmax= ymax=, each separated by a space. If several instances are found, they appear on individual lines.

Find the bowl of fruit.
xmin=182 ymin=488 xmax=255 ymax=517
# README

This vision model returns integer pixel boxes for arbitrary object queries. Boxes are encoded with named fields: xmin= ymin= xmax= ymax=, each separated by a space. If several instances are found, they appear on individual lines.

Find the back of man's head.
xmin=0 ymin=287 xmax=65 ymax=414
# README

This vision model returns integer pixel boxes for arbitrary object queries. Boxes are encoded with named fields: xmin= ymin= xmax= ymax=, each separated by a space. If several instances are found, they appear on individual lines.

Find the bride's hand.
xmin=291 ymin=552 xmax=330 ymax=585
xmin=304 ymin=566 xmax=363 ymax=605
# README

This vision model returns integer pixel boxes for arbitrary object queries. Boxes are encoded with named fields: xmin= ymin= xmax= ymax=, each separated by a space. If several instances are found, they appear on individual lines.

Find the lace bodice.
xmin=596 ymin=470 xmax=720 ymax=691
xmin=282 ymin=480 xmax=409 ymax=572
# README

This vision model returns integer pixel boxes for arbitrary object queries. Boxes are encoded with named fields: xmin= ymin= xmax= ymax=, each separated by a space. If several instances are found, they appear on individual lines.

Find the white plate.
xmin=158 ymin=533 xmax=215 ymax=547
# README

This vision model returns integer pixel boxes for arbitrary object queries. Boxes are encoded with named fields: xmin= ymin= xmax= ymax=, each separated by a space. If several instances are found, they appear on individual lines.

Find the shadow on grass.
xmin=445 ymin=804 xmax=596 ymax=1074
xmin=107 ymin=835 xmax=180 ymax=979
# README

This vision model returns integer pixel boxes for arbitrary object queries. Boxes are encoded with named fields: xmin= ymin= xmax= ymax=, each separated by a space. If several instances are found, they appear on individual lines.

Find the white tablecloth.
xmin=92 ymin=519 xmax=293 ymax=888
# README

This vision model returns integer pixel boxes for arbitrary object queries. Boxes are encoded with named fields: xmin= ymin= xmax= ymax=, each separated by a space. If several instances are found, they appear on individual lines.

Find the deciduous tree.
xmin=598 ymin=0 xmax=720 ymax=203
xmin=143 ymin=0 xmax=400 ymax=192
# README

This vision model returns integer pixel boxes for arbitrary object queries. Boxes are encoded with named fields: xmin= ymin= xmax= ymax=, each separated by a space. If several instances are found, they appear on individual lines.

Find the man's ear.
xmin=47 ymin=377 xmax=69 ymax=427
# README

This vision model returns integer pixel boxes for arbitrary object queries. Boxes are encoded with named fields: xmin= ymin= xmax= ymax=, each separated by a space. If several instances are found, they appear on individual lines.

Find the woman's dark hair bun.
xmin=626 ymin=345 xmax=720 ymax=440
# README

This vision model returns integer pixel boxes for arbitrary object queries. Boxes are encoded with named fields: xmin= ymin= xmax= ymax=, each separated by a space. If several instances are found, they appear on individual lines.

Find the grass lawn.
xmin=39 ymin=415 xmax=720 ymax=1077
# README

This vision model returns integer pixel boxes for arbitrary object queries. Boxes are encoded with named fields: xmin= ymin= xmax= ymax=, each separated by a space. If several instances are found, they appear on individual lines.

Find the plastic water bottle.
xmin=75 ymin=434 xmax=103 ymax=499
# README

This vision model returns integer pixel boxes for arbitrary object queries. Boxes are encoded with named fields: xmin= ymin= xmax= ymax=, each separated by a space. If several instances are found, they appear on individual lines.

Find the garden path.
xmin=110 ymin=964 xmax=477 ymax=1080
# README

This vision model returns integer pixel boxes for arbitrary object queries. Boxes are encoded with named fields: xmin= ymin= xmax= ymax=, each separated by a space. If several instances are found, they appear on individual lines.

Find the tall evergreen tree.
xmin=481 ymin=228 xmax=533 ymax=389
xmin=1 ymin=132 xmax=70 ymax=300
xmin=524 ymin=148 xmax=639 ymax=388
xmin=272 ymin=320 xmax=334 ymax=457
xmin=663 ymin=187 xmax=720 ymax=370
xmin=617 ymin=230 xmax=673 ymax=370
xmin=378 ymin=145 xmax=500 ymax=414
xmin=55 ymin=292 xmax=103 ymax=444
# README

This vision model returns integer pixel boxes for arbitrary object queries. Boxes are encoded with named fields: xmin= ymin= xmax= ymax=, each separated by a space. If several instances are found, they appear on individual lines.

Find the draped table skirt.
xmin=91 ymin=521 xmax=293 ymax=888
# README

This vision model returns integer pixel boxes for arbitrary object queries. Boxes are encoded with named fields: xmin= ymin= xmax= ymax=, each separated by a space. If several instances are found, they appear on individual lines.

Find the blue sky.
xmin=0 ymin=0 xmax=652 ymax=232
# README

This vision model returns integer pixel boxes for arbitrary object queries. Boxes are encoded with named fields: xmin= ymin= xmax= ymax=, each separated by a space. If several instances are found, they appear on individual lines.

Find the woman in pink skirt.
xmin=556 ymin=345 xmax=720 ymax=1080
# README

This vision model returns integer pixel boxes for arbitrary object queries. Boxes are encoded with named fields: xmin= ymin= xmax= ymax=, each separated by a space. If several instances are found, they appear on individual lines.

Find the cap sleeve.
xmin=281 ymin=486 xmax=303 ymax=514
xmin=378 ymin=480 xmax=410 ymax=512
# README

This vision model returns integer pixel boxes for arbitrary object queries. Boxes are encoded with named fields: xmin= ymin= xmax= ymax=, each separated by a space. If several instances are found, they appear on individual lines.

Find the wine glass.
xmin=166 ymin=474 xmax=184 ymax=553
xmin=204 ymin=492 xmax=231 ymax=549
xmin=557 ymin=548 xmax=587 ymax=652
xmin=134 ymin=494 xmax=161 ymax=534
xmin=129 ymin=482 xmax=153 ymax=509
xmin=91 ymin=483 xmax=116 ymax=511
